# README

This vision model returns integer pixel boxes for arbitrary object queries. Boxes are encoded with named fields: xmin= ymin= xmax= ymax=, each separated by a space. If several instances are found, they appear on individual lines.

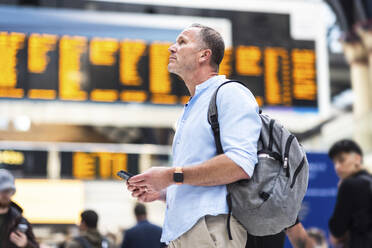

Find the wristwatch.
xmin=173 ymin=167 xmax=184 ymax=185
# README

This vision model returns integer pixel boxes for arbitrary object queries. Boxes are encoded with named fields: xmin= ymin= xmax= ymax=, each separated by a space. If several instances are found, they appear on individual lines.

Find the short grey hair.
xmin=190 ymin=23 xmax=225 ymax=70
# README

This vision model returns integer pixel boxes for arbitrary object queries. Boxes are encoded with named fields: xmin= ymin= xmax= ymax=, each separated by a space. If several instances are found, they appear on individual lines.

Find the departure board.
xmin=0 ymin=148 xmax=140 ymax=180
xmin=232 ymin=43 xmax=317 ymax=107
xmin=60 ymin=152 xmax=139 ymax=180
xmin=0 ymin=31 xmax=317 ymax=108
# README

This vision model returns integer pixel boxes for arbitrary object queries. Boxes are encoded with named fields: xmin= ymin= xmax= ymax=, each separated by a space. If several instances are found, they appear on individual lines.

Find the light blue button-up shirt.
xmin=160 ymin=75 xmax=262 ymax=243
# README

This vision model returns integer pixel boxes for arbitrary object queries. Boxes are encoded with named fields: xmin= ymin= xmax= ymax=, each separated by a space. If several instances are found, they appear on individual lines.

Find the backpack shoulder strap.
xmin=74 ymin=236 xmax=93 ymax=248
xmin=207 ymin=80 xmax=250 ymax=155
xmin=207 ymin=80 xmax=254 ymax=241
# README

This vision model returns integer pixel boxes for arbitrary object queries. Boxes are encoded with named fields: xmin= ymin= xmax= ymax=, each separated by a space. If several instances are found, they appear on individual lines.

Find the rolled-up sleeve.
xmin=216 ymin=83 xmax=261 ymax=177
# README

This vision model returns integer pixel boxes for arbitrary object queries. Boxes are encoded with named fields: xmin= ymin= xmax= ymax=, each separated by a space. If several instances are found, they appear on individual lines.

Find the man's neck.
xmin=343 ymin=167 xmax=364 ymax=180
xmin=182 ymin=68 xmax=219 ymax=97
xmin=136 ymin=215 xmax=148 ymax=223
xmin=0 ymin=207 xmax=9 ymax=214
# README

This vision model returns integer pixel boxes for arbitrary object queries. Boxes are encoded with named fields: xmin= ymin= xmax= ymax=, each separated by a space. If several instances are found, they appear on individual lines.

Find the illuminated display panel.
xmin=0 ymin=150 xmax=47 ymax=177
xmin=60 ymin=152 xmax=139 ymax=180
xmin=0 ymin=32 xmax=26 ymax=98
xmin=59 ymin=35 xmax=88 ymax=101
xmin=89 ymin=38 xmax=119 ymax=102
xmin=264 ymin=47 xmax=290 ymax=106
xmin=120 ymin=40 xmax=147 ymax=87
xmin=0 ymin=31 xmax=317 ymax=108
xmin=119 ymin=40 xmax=149 ymax=103
xmin=236 ymin=46 xmax=262 ymax=76
xmin=292 ymin=49 xmax=317 ymax=101
xmin=28 ymin=33 xmax=58 ymax=100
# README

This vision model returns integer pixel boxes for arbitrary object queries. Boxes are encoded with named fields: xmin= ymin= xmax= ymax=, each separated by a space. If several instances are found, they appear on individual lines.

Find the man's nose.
xmin=168 ymin=43 xmax=176 ymax=53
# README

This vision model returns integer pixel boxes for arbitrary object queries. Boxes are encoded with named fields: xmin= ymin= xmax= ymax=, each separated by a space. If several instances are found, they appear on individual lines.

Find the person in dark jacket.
xmin=328 ymin=139 xmax=372 ymax=248
xmin=121 ymin=203 xmax=162 ymax=248
xmin=0 ymin=169 xmax=38 ymax=248
xmin=65 ymin=210 xmax=111 ymax=248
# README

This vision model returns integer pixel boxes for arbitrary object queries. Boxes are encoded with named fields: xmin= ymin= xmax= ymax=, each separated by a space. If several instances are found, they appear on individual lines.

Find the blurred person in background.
xmin=65 ymin=210 xmax=111 ymax=248
xmin=0 ymin=169 xmax=38 ymax=248
xmin=121 ymin=203 xmax=162 ymax=248
xmin=328 ymin=139 xmax=372 ymax=248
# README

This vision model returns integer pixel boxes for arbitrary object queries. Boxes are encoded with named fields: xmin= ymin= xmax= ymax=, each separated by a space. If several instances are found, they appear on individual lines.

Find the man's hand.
xmin=330 ymin=233 xmax=348 ymax=247
xmin=128 ymin=167 xmax=174 ymax=192
xmin=10 ymin=231 xmax=27 ymax=248
xmin=138 ymin=190 xmax=163 ymax=203
xmin=330 ymin=234 xmax=338 ymax=245
xmin=127 ymin=184 xmax=157 ymax=201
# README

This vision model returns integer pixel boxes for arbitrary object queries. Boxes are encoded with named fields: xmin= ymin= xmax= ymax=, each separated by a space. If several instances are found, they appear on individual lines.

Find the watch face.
xmin=173 ymin=173 xmax=184 ymax=183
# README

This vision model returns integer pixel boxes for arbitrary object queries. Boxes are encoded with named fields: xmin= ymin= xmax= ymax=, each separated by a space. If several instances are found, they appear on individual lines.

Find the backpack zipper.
xmin=258 ymin=153 xmax=276 ymax=160
xmin=284 ymin=135 xmax=295 ymax=177
xmin=290 ymin=157 xmax=305 ymax=188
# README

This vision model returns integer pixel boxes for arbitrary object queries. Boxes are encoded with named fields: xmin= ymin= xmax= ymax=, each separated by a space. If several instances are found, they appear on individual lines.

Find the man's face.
xmin=79 ymin=220 xmax=88 ymax=231
xmin=168 ymin=27 xmax=204 ymax=76
xmin=332 ymin=152 xmax=361 ymax=179
xmin=0 ymin=189 xmax=14 ymax=208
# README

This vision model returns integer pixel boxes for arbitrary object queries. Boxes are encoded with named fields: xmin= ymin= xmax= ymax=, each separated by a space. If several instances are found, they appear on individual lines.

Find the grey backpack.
xmin=208 ymin=80 xmax=309 ymax=238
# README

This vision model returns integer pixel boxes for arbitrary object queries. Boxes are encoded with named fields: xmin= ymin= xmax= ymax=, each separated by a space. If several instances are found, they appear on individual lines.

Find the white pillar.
xmin=139 ymin=154 xmax=152 ymax=173
xmin=47 ymin=147 xmax=60 ymax=179
xmin=343 ymin=40 xmax=372 ymax=151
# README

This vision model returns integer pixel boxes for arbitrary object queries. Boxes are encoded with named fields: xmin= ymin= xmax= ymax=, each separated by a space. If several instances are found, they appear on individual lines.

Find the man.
xmin=121 ymin=203 xmax=162 ymax=248
xmin=127 ymin=23 xmax=262 ymax=247
xmin=65 ymin=210 xmax=110 ymax=248
xmin=328 ymin=139 xmax=372 ymax=247
xmin=0 ymin=169 xmax=38 ymax=248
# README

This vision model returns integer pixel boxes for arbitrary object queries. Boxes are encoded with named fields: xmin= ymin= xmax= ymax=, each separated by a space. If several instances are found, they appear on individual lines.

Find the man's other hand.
xmin=10 ymin=231 xmax=27 ymax=248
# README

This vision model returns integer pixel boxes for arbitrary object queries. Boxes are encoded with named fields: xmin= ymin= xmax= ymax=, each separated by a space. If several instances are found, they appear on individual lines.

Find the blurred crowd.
xmin=0 ymin=171 xmax=162 ymax=248
xmin=1 ymin=139 xmax=371 ymax=248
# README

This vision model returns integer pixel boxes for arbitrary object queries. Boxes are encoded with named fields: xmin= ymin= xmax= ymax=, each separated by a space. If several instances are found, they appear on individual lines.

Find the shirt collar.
xmin=138 ymin=220 xmax=149 ymax=225
xmin=194 ymin=75 xmax=226 ymax=96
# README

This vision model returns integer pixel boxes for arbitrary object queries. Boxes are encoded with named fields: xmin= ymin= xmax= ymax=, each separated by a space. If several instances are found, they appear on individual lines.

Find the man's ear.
xmin=355 ymin=153 xmax=363 ymax=166
xmin=199 ymin=49 xmax=212 ymax=63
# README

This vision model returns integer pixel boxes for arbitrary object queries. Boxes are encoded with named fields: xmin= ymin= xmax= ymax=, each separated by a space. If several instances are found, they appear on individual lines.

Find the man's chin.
xmin=168 ymin=65 xmax=182 ymax=75
xmin=167 ymin=64 xmax=174 ymax=73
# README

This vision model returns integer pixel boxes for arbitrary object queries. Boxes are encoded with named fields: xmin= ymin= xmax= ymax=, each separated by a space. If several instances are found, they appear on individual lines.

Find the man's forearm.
xmin=182 ymin=154 xmax=249 ymax=186
xmin=285 ymin=223 xmax=315 ymax=248
xmin=128 ymin=154 xmax=250 ymax=193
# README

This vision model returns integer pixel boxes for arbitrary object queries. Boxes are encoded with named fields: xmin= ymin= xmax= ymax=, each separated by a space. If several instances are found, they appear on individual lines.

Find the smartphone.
xmin=17 ymin=223 xmax=28 ymax=233
xmin=117 ymin=170 xmax=134 ymax=180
